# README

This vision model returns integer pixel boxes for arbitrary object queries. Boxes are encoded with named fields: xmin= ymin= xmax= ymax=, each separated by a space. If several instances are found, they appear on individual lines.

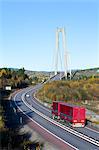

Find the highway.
xmin=26 ymin=88 xmax=99 ymax=141
xmin=13 ymin=74 xmax=99 ymax=150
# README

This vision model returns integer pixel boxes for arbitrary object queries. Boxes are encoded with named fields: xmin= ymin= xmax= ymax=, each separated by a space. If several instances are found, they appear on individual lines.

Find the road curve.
xmin=26 ymin=88 xmax=99 ymax=141
xmin=13 ymin=83 xmax=99 ymax=150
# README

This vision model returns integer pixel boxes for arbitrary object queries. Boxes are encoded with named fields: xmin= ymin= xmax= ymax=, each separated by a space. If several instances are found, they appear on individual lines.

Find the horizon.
xmin=0 ymin=0 xmax=99 ymax=71
xmin=0 ymin=66 xmax=99 ymax=72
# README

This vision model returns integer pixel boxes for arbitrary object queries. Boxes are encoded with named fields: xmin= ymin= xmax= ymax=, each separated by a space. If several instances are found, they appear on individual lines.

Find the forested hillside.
xmin=0 ymin=68 xmax=42 ymax=149
xmin=0 ymin=68 xmax=31 ymax=89
xmin=36 ymin=78 xmax=99 ymax=114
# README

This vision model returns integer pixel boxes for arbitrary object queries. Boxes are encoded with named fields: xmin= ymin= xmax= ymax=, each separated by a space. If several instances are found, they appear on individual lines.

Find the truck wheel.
xmin=52 ymin=115 xmax=55 ymax=119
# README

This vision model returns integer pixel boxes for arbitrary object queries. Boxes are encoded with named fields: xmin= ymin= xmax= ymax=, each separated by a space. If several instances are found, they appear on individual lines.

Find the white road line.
xmin=14 ymin=93 xmax=78 ymax=150
xmin=13 ymin=87 xmax=99 ymax=136
xmin=85 ymin=127 xmax=99 ymax=134
xmin=23 ymin=87 xmax=51 ymax=113
xmin=25 ymin=87 xmax=99 ymax=135
xmin=33 ymin=92 xmax=51 ymax=112
xmin=21 ymin=92 xmax=99 ymax=147
xmin=34 ymin=95 xmax=99 ymax=135
xmin=12 ymin=86 xmax=99 ymax=147
xmin=33 ymin=92 xmax=99 ymax=135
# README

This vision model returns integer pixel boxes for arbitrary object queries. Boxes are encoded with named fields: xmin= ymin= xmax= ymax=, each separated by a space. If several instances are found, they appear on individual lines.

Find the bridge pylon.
xmin=54 ymin=27 xmax=71 ymax=79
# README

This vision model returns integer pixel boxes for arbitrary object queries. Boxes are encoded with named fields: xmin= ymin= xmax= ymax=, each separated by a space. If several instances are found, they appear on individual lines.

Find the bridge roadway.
xmin=13 ymin=74 xmax=99 ymax=150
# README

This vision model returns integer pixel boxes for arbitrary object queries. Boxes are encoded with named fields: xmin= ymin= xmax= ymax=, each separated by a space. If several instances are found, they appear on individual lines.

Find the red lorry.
xmin=52 ymin=101 xmax=86 ymax=127
xmin=52 ymin=101 xmax=62 ymax=119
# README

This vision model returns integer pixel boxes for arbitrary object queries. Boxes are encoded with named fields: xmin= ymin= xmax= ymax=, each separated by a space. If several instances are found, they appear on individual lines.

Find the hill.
xmin=36 ymin=77 xmax=99 ymax=114
xmin=25 ymin=67 xmax=99 ymax=80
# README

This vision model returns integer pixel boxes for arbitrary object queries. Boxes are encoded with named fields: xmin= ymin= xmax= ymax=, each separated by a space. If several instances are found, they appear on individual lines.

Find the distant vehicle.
xmin=5 ymin=85 xmax=11 ymax=91
xmin=26 ymin=94 xmax=30 ymax=98
xmin=52 ymin=101 xmax=86 ymax=127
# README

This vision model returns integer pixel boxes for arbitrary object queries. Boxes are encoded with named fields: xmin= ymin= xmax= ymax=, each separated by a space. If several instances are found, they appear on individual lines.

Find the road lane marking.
xmin=21 ymin=92 xmax=99 ymax=147
xmin=14 ymin=93 xmax=78 ymax=150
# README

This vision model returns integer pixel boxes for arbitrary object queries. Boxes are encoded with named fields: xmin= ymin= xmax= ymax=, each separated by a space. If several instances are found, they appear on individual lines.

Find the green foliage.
xmin=37 ymin=78 xmax=99 ymax=103
xmin=0 ymin=105 xmax=5 ymax=131
xmin=0 ymin=68 xmax=31 ymax=89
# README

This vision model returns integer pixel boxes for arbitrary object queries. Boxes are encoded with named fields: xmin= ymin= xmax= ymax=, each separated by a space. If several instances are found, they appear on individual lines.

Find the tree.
xmin=0 ymin=105 xmax=5 ymax=131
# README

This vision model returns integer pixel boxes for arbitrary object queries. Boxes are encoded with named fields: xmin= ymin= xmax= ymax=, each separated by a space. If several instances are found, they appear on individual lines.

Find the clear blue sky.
xmin=0 ymin=0 xmax=99 ymax=71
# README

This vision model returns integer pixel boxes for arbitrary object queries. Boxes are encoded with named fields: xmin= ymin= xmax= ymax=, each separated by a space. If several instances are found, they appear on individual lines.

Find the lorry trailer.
xmin=52 ymin=101 xmax=86 ymax=127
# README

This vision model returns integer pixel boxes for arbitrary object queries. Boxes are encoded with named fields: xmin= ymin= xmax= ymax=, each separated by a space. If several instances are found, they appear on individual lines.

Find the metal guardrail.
xmin=14 ymin=90 xmax=78 ymax=150
xmin=13 ymin=73 xmax=99 ymax=148
xmin=21 ymin=91 xmax=99 ymax=147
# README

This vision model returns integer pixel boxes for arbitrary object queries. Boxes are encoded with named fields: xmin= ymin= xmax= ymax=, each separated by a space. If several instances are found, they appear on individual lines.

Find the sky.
xmin=0 ymin=0 xmax=99 ymax=71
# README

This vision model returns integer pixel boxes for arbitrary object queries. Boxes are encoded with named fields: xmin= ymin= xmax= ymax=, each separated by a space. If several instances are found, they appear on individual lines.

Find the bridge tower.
xmin=54 ymin=27 xmax=71 ymax=79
